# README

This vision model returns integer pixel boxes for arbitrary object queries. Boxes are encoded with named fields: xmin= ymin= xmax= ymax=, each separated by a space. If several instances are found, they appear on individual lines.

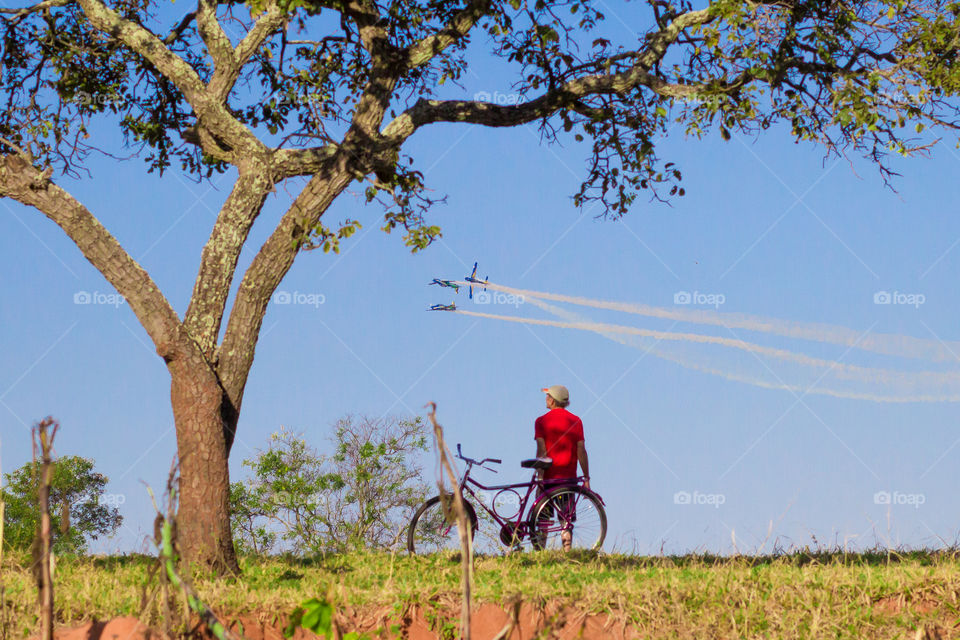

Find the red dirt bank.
xmin=36 ymin=603 xmax=636 ymax=640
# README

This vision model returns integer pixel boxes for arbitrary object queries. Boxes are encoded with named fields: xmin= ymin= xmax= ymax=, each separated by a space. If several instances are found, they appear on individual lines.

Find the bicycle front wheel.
xmin=528 ymin=486 xmax=606 ymax=551
xmin=407 ymin=495 xmax=478 ymax=555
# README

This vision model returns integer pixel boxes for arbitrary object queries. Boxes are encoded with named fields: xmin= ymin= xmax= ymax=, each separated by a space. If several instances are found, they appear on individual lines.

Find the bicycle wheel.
xmin=407 ymin=495 xmax=478 ymax=555
xmin=528 ymin=486 xmax=606 ymax=551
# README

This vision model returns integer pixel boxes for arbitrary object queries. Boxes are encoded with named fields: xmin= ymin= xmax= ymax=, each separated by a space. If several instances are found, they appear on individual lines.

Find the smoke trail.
xmin=525 ymin=297 xmax=960 ymax=402
xmin=454 ymin=302 xmax=960 ymax=403
xmin=455 ymin=281 xmax=958 ymax=364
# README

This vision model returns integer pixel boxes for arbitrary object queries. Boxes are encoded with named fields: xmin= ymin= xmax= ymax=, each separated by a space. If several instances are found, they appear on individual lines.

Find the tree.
xmin=230 ymin=415 xmax=428 ymax=554
xmin=2 ymin=456 xmax=123 ymax=554
xmin=1 ymin=0 xmax=958 ymax=573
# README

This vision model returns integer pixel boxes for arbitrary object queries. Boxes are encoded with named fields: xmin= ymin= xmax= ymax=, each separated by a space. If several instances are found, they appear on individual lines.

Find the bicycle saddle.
xmin=521 ymin=457 xmax=553 ymax=470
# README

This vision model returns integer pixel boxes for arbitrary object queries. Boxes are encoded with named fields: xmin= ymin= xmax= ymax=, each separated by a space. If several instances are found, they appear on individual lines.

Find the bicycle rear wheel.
xmin=407 ymin=495 xmax=478 ymax=555
xmin=528 ymin=486 xmax=606 ymax=551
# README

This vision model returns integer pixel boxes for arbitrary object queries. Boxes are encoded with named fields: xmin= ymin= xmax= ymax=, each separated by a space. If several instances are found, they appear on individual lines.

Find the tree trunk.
xmin=169 ymin=355 xmax=240 ymax=576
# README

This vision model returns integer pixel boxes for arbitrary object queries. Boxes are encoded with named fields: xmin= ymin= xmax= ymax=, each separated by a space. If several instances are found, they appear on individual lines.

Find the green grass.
xmin=3 ymin=549 xmax=960 ymax=638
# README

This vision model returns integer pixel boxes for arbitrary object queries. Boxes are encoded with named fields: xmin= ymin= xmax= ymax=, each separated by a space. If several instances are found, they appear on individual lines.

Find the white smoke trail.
xmin=452 ymin=296 xmax=960 ymax=402
xmin=455 ymin=281 xmax=958 ymax=363
xmin=520 ymin=297 xmax=960 ymax=403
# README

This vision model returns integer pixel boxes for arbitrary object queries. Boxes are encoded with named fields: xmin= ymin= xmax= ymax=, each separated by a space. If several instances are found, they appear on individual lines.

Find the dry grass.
xmin=3 ymin=549 xmax=960 ymax=638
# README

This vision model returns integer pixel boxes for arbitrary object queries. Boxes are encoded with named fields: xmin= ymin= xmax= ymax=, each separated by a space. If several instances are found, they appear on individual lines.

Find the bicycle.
xmin=407 ymin=444 xmax=606 ymax=554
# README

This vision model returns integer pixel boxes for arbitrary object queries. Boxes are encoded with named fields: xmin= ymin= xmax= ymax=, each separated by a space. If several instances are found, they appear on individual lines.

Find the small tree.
xmin=229 ymin=481 xmax=277 ymax=555
xmin=2 ymin=456 xmax=123 ymax=554
xmin=231 ymin=415 xmax=428 ymax=554
xmin=230 ymin=427 xmax=331 ymax=554
xmin=326 ymin=415 xmax=429 ymax=549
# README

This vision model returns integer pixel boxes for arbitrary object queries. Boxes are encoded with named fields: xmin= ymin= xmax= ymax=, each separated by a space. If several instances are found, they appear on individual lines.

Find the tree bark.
xmin=168 ymin=351 xmax=240 ymax=575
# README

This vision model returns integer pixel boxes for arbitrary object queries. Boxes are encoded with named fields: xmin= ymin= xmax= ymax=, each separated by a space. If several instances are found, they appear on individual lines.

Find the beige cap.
xmin=541 ymin=385 xmax=569 ymax=403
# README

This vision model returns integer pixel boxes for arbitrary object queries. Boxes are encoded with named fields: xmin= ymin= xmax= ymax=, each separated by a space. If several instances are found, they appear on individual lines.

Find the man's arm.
xmin=536 ymin=437 xmax=546 ymax=479
xmin=577 ymin=441 xmax=590 ymax=490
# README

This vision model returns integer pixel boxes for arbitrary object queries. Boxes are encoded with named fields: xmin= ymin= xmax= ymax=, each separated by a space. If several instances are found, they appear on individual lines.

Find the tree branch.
xmin=382 ymin=7 xmax=716 ymax=144
xmin=235 ymin=3 xmax=285 ymax=68
xmin=75 ymin=0 xmax=207 ymax=104
xmin=0 ymin=155 xmax=184 ymax=358
xmin=635 ymin=7 xmax=713 ymax=71
xmin=163 ymin=10 xmax=198 ymax=45
xmin=340 ymin=1 xmax=399 ymax=135
xmin=195 ymin=0 xmax=235 ymax=71
xmin=403 ymin=0 xmax=492 ymax=69
xmin=75 ymin=0 xmax=269 ymax=161
xmin=0 ymin=0 xmax=70 ymax=24
xmin=382 ymin=69 xmax=712 ymax=142
xmin=209 ymin=1 xmax=286 ymax=102
xmin=216 ymin=151 xmax=353 ymax=422
xmin=272 ymin=144 xmax=340 ymax=179
xmin=183 ymin=165 xmax=272 ymax=358
xmin=341 ymin=0 xmax=387 ymax=55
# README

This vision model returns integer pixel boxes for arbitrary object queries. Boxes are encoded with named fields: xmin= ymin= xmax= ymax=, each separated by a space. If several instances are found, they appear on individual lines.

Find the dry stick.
xmin=33 ymin=418 xmax=58 ymax=640
xmin=424 ymin=402 xmax=473 ymax=640
xmin=491 ymin=598 xmax=522 ymax=640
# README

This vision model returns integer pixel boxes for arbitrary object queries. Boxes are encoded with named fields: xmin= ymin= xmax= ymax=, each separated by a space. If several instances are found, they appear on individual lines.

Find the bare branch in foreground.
xmin=425 ymin=402 xmax=473 ymax=640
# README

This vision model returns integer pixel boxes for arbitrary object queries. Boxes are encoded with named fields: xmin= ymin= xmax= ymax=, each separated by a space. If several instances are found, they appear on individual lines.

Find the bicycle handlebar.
xmin=455 ymin=443 xmax=501 ymax=467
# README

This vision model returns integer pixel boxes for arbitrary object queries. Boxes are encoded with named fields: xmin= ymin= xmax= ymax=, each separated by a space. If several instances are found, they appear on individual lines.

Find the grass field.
xmin=3 ymin=549 xmax=959 ymax=638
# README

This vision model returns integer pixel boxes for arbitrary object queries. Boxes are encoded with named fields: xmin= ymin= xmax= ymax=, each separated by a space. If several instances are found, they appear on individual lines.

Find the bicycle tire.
xmin=527 ymin=486 xmax=606 ymax=551
xmin=407 ymin=495 xmax=479 ymax=555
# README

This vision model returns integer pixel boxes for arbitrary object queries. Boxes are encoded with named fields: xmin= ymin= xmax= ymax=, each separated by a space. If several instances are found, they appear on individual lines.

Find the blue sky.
xmin=3 ymin=2 xmax=960 ymax=555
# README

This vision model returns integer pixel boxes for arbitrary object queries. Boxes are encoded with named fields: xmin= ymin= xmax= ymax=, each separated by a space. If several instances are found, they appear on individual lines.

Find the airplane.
xmin=429 ymin=302 xmax=457 ymax=311
xmin=465 ymin=262 xmax=488 ymax=299
xmin=429 ymin=279 xmax=460 ymax=293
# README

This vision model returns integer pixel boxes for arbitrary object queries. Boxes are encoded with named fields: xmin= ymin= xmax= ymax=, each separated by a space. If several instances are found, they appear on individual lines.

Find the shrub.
xmin=231 ymin=415 xmax=429 ymax=554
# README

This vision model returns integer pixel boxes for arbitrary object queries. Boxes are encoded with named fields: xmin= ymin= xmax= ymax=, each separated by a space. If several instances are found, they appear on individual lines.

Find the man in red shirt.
xmin=535 ymin=385 xmax=590 ymax=550
xmin=535 ymin=385 xmax=590 ymax=488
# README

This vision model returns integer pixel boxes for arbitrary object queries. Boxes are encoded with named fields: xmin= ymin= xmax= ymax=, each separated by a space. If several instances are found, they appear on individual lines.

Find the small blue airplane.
xmin=465 ymin=262 xmax=488 ymax=299
xmin=429 ymin=279 xmax=460 ymax=293
xmin=429 ymin=302 xmax=457 ymax=311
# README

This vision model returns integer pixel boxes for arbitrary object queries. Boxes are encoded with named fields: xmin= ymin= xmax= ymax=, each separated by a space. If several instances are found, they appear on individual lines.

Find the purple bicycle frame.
xmin=454 ymin=451 xmax=591 ymax=541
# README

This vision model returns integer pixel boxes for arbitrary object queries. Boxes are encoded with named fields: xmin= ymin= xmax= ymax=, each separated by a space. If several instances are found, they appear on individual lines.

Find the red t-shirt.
xmin=534 ymin=408 xmax=584 ymax=480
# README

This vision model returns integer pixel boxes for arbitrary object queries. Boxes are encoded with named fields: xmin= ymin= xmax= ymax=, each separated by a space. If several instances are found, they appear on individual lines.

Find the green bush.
xmin=231 ymin=415 xmax=429 ymax=554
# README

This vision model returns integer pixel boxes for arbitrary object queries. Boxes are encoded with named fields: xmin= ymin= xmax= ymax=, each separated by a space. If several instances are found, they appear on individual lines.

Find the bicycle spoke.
xmin=408 ymin=497 xmax=473 ymax=555
xmin=529 ymin=488 xmax=606 ymax=551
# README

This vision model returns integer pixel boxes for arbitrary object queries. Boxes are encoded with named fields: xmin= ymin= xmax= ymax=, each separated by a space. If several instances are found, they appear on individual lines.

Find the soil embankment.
xmin=34 ymin=602 xmax=635 ymax=640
